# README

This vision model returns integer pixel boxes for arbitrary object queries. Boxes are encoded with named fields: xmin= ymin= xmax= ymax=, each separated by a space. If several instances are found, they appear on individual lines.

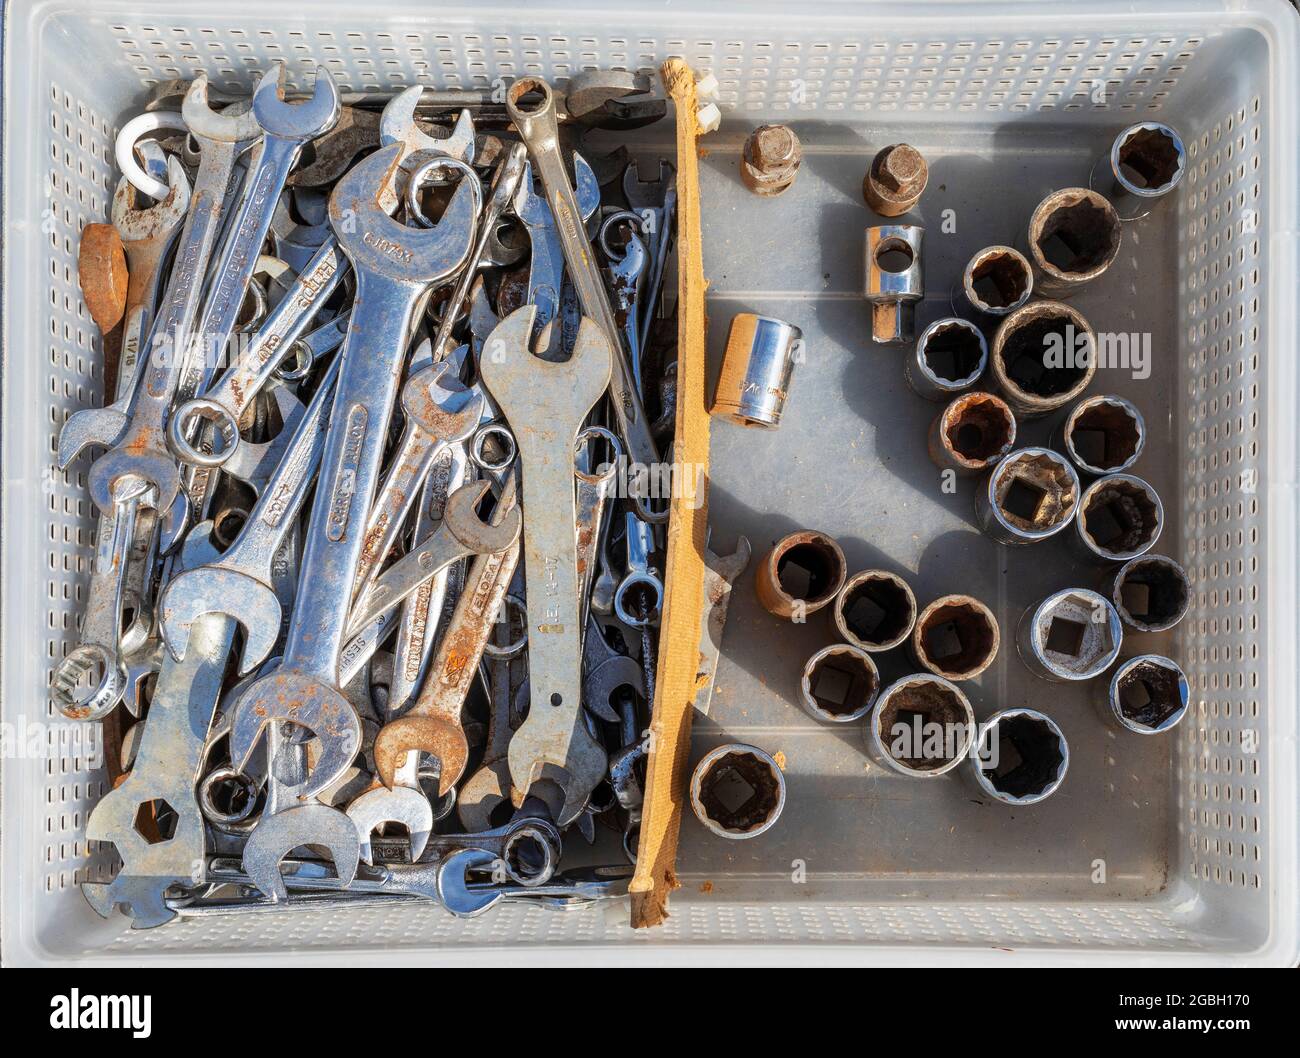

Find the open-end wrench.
xmin=435 ymin=848 xmax=630 ymax=917
xmin=227 ymin=144 xmax=477 ymax=803
xmin=694 ymin=536 xmax=753 ymax=718
xmin=599 ymin=212 xmax=649 ymax=393
xmin=378 ymin=85 xmax=476 ymax=190
xmin=371 ymin=475 xmax=521 ymax=794
xmin=478 ymin=304 xmax=612 ymax=824
xmin=344 ymin=479 xmax=521 ymax=645
xmin=575 ymin=430 xmax=622 ymax=644
xmin=168 ymin=236 xmax=349 ymax=471
xmin=512 ymin=153 xmax=600 ymax=353
xmin=350 ymin=358 xmax=485 ymax=603
xmin=457 ymin=602 xmax=524 ymax=832
xmin=504 ymin=78 xmax=658 ymax=472
xmin=623 ymin=159 xmax=677 ymax=355
xmin=345 ymin=750 xmax=434 ymax=866
xmin=289 ymin=105 xmax=382 ymax=188
xmin=80 ymin=523 xmax=229 ymax=928
xmin=157 ymin=353 xmax=342 ymax=673
xmin=81 ymin=79 xmax=259 ymax=519
xmin=178 ymin=63 xmax=338 ymax=408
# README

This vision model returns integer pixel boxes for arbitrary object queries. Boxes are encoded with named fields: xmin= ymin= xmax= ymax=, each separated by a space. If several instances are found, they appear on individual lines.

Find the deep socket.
xmin=968 ymin=708 xmax=1069 ymax=805
xmin=755 ymin=530 xmax=847 ymax=619
xmin=928 ymin=392 xmax=1017 ymax=475
xmin=1053 ymin=393 xmax=1146 ymax=477
xmin=1026 ymin=187 xmax=1122 ymax=297
xmin=799 ymin=643 xmax=881 ymax=724
xmin=905 ymin=317 xmax=988 ymax=401
xmin=910 ymin=594 xmax=1000 ymax=681
xmin=866 ymin=674 xmax=976 ymax=778
xmin=1074 ymin=473 xmax=1164 ymax=562
xmin=991 ymin=300 xmax=1096 ymax=417
xmin=1106 ymin=553 xmax=1191 ymax=633
xmin=832 ymin=569 xmax=917 ymax=652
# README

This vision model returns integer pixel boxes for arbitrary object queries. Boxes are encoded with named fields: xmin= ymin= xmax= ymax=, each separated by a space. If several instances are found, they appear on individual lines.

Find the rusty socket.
xmin=991 ymin=300 xmax=1096 ymax=418
xmin=832 ymin=569 xmax=917 ymax=652
xmin=755 ymin=530 xmax=847 ymax=619
xmin=741 ymin=124 xmax=802 ymax=196
xmin=690 ymin=744 xmax=786 ymax=839
xmin=959 ymin=245 xmax=1033 ymax=317
xmin=799 ymin=643 xmax=881 ymax=724
xmin=975 ymin=447 xmax=1081 ymax=545
xmin=1106 ymin=553 xmax=1191 ymax=633
xmin=906 ymin=317 xmax=988 ymax=401
xmin=1074 ymin=473 xmax=1164 ymax=563
xmin=910 ymin=594 xmax=1001 ymax=681
xmin=1026 ymin=187 xmax=1122 ymax=297
xmin=862 ymin=143 xmax=928 ymax=216
xmin=866 ymin=674 xmax=976 ymax=777
xmin=928 ymin=392 xmax=1017 ymax=476
xmin=1052 ymin=394 xmax=1146 ymax=478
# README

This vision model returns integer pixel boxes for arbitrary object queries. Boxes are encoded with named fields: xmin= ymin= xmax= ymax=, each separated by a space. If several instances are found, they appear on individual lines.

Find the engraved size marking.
xmin=362 ymin=230 xmax=413 ymax=264
xmin=326 ymin=405 xmax=368 ymax=541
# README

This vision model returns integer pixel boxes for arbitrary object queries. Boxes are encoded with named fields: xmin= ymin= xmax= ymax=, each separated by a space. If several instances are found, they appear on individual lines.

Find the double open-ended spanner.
xmin=478 ymin=304 xmax=613 ymax=824
xmin=227 ymin=144 xmax=477 ymax=803
xmin=504 ymin=78 xmax=658 ymax=473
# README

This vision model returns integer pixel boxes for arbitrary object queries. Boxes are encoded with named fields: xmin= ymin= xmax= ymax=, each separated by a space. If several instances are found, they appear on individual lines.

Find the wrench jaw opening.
xmin=181 ymin=73 xmax=261 ymax=145
xmin=228 ymin=673 xmax=363 ymax=803
xmin=457 ymin=760 xmax=514 ymax=834
xmin=82 ymin=877 xmax=178 ymax=930
xmin=51 ymin=643 xmax=127 ymax=722
xmin=344 ymin=783 xmax=434 ymax=866
xmin=158 ymin=567 xmax=283 ymax=675
xmin=87 ymin=447 xmax=179 ymax=521
xmin=436 ymin=847 xmax=505 ymax=918
xmin=58 ymin=408 xmax=130 ymax=469
xmin=240 ymin=803 xmax=360 ymax=902
xmin=379 ymin=86 xmax=477 ymax=168
xmin=372 ymin=717 xmax=470 ymax=797
xmin=251 ymin=62 xmax=341 ymax=141
xmin=112 ymin=154 xmax=191 ymax=235
xmin=328 ymin=144 xmax=478 ymax=285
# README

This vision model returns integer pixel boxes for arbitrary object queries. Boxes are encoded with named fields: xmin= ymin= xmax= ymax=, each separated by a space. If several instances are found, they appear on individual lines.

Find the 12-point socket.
xmin=991 ymin=300 xmax=1096 ymax=417
xmin=1107 ymin=553 xmax=1191 ymax=633
xmin=968 ymin=708 xmax=1069 ymax=805
xmin=905 ymin=317 xmax=988 ymax=401
xmin=755 ymin=530 xmax=847 ymax=619
xmin=1099 ymin=122 xmax=1187 ymax=219
xmin=929 ymin=392 xmax=1017 ymax=475
xmin=690 ymin=744 xmax=786 ymax=839
xmin=1054 ymin=394 xmax=1146 ymax=477
xmin=1026 ymin=187 xmax=1122 ymax=297
xmin=1017 ymin=588 xmax=1123 ymax=682
xmin=866 ymin=674 xmax=976 ymax=778
xmin=833 ymin=569 xmax=917 ymax=652
xmin=910 ymin=594 xmax=1000 ymax=681
xmin=1075 ymin=473 xmax=1163 ymax=562
xmin=976 ymin=447 xmax=1080 ymax=545
xmin=799 ymin=643 xmax=881 ymax=724
xmin=959 ymin=245 xmax=1033 ymax=317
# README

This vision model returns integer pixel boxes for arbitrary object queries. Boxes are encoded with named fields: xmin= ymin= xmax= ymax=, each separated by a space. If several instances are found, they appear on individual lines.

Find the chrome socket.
xmin=1102 ymin=654 xmax=1190 ymax=734
xmin=689 ymin=744 xmax=786 ymax=839
xmin=968 ymin=708 xmax=1069 ymax=805
xmin=1052 ymin=393 xmax=1146 ymax=477
xmin=754 ymin=530 xmax=847 ymax=620
xmin=864 ymin=225 xmax=923 ymax=344
xmin=799 ymin=643 xmax=881 ymax=724
xmin=905 ymin=317 xmax=988 ymax=401
xmin=928 ymin=392 xmax=1017 ymax=476
xmin=1017 ymin=588 xmax=1123 ymax=682
xmin=710 ymin=312 xmax=803 ymax=428
xmin=1107 ymin=553 xmax=1191 ymax=633
xmin=975 ymin=447 xmax=1080 ymax=545
xmin=1096 ymin=122 xmax=1187 ymax=220
xmin=991 ymin=300 xmax=1096 ymax=417
xmin=1025 ymin=187 xmax=1122 ymax=298
xmin=957 ymin=245 xmax=1033 ymax=317
xmin=910 ymin=593 xmax=1000 ymax=681
xmin=1074 ymin=473 xmax=1164 ymax=563
xmin=832 ymin=569 xmax=917 ymax=652
xmin=865 ymin=673 xmax=976 ymax=778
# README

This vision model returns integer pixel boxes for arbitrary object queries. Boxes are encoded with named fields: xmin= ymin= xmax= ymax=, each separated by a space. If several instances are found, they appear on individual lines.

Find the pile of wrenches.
xmin=59 ymin=63 xmax=679 ymax=926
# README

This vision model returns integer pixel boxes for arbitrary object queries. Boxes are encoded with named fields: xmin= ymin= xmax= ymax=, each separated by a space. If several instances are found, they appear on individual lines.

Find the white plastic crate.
xmin=1 ymin=0 xmax=1296 ymax=965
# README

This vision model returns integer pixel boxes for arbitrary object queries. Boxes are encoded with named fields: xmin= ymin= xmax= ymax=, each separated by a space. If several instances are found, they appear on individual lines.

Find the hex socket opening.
xmin=994 ymin=303 xmax=1094 ymax=406
xmin=1078 ymin=475 xmax=1162 ymax=560
xmin=1021 ymin=589 xmax=1122 ymax=681
xmin=938 ymin=393 xmax=1016 ymax=469
xmin=871 ymin=676 xmax=975 ymax=775
xmin=967 ymin=247 xmax=1032 ymax=313
xmin=920 ymin=320 xmax=985 ymax=387
xmin=987 ymin=449 xmax=1079 ymax=538
xmin=691 ymin=745 xmax=785 ymax=838
xmin=757 ymin=531 xmax=847 ymax=617
xmin=1110 ymin=656 xmax=1189 ymax=733
xmin=800 ymin=644 xmax=881 ymax=723
xmin=973 ymin=710 xmax=1068 ymax=803
xmin=1030 ymin=189 xmax=1121 ymax=279
xmin=913 ymin=595 xmax=999 ymax=680
xmin=1063 ymin=396 xmax=1145 ymax=474
xmin=833 ymin=570 xmax=916 ymax=650
xmin=1115 ymin=125 xmax=1184 ymax=194
xmin=1111 ymin=555 xmax=1191 ymax=632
